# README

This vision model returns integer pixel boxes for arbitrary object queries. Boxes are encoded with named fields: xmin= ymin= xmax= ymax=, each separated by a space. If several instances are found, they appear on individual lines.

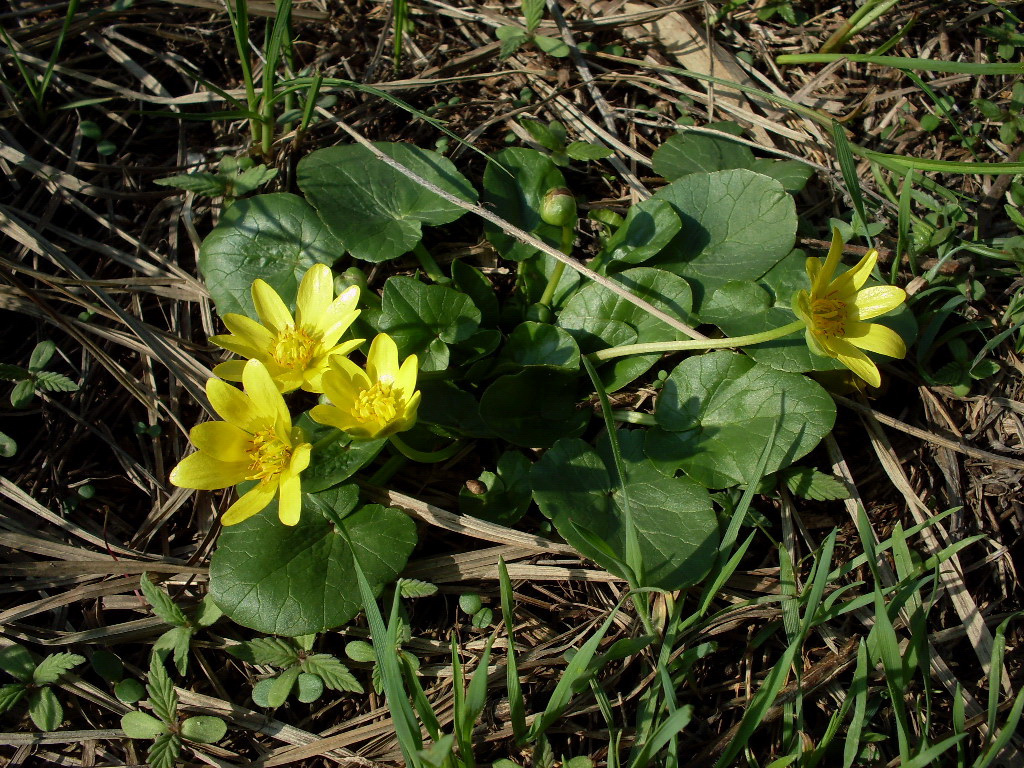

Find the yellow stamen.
xmin=351 ymin=378 xmax=398 ymax=425
xmin=246 ymin=427 xmax=292 ymax=483
xmin=810 ymin=297 xmax=848 ymax=338
xmin=270 ymin=326 xmax=318 ymax=369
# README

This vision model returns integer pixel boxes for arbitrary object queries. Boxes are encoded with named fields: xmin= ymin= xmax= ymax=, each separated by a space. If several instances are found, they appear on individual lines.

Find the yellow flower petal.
xmin=324 ymin=356 xmax=373 ymax=398
xmin=395 ymin=355 xmax=419 ymax=397
xmin=813 ymin=227 xmax=845 ymax=294
xmin=277 ymin=473 xmax=303 ymax=526
xmin=366 ymin=333 xmax=399 ymax=381
xmin=209 ymin=334 xmax=261 ymax=358
xmin=252 ymin=279 xmax=294 ymax=332
xmin=221 ymin=313 xmax=276 ymax=349
xmin=170 ymin=451 xmax=250 ymax=490
xmin=828 ymin=337 xmax=882 ymax=388
xmin=295 ymin=264 xmax=333 ymax=328
xmin=190 ymin=421 xmax=251 ymax=462
xmin=830 ymin=249 xmax=878 ymax=296
xmin=319 ymin=313 xmax=362 ymax=349
xmin=316 ymin=285 xmax=361 ymax=331
xmin=207 ymin=378 xmax=260 ymax=431
xmin=221 ymin=482 xmax=277 ymax=526
xmin=242 ymin=359 xmax=291 ymax=431
xmin=852 ymin=286 xmax=907 ymax=321
xmin=212 ymin=360 xmax=247 ymax=382
xmin=310 ymin=403 xmax=366 ymax=434
xmin=844 ymin=321 xmax=906 ymax=359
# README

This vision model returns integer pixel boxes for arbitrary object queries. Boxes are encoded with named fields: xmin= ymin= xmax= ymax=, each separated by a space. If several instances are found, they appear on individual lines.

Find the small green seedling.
xmin=155 ymin=156 xmax=278 ymax=203
xmin=120 ymin=654 xmax=226 ymax=768
xmin=458 ymin=593 xmax=494 ymax=629
xmin=519 ymin=118 xmax=613 ymax=167
xmin=0 ymin=341 xmax=78 ymax=409
xmin=496 ymin=0 xmax=569 ymax=59
xmin=91 ymin=650 xmax=147 ymax=704
xmin=229 ymin=634 xmax=362 ymax=708
xmin=926 ymin=337 xmax=1000 ymax=396
xmin=0 ymin=431 xmax=15 ymax=457
xmin=0 ymin=644 xmax=83 ymax=731
xmin=973 ymin=82 xmax=1024 ymax=147
xmin=140 ymin=573 xmax=223 ymax=675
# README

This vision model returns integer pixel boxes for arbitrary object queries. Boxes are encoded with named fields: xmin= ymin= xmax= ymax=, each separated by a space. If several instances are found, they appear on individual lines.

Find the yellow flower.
xmin=169 ymin=359 xmax=311 ymax=526
xmin=793 ymin=229 xmax=907 ymax=388
xmin=211 ymin=264 xmax=363 ymax=393
xmin=311 ymin=333 xmax=421 ymax=440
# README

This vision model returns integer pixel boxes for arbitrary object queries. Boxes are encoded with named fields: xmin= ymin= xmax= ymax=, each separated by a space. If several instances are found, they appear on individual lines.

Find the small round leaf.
xmin=180 ymin=715 xmax=227 ymax=744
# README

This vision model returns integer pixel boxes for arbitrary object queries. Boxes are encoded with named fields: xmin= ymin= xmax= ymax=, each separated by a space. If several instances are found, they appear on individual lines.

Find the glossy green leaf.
xmin=649 ymin=169 xmax=796 ymax=307
xmin=652 ymin=132 xmax=755 ymax=179
xmin=599 ymin=198 xmax=682 ymax=266
xmin=297 ymin=143 xmax=477 ymax=263
xmin=479 ymin=368 xmax=589 ymax=448
xmin=377 ymin=276 xmax=482 ymax=371
xmin=297 ymin=414 xmax=387 ymax=494
xmin=650 ymin=351 xmax=835 ymax=488
xmin=198 ymin=193 xmax=343 ymax=318
xmin=532 ymin=434 xmax=718 ymax=589
xmin=558 ymin=267 xmax=693 ymax=389
xmin=483 ymin=148 xmax=565 ymax=262
xmin=500 ymin=322 xmax=580 ymax=371
xmin=114 ymin=678 xmax=146 ymax=704
xmin=459 ymin=450 xmax=533 ymax=526
xmin=209 ymin=486 xmax=418 ymax=635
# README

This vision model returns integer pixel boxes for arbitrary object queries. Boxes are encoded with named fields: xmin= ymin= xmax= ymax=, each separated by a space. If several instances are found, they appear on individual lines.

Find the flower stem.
xmin=389 ymin=434 xmax=462 ymax=463
xmin=412 ymin=243 xmax=449 ymax=284
xmin=589 ymin=320 xmax=806 ymax=363
xmin=538 ymin=225 xmax=576 ymax=308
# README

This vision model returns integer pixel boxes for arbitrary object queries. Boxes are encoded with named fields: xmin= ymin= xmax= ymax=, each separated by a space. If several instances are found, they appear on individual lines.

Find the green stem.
xmin=612 ymin=410 xmax=657 ymax=426
xmin=412 ymin=243 xmax=449 ymax=284
xmin=368 ymin=454 xmax=407 ymax=485
xmin=311 ymin=428 xmax=346 ymax=452
xmin=589 ymin=320 xmax=805 ymax=362
xmin=538 ymin=225 xmax=575 ymax=308
xmin=389 ymin=434 xmax=462 ymax=463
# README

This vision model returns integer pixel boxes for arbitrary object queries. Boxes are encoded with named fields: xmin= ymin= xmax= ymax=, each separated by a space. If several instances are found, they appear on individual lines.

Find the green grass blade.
xmin=38 ymin=0 xmax=80 ymax=106
xmin=842 ymin=640 xmax=869 ymax=768
xmin=627 ymin=705 xmax=693 ymax=768
xmin=831 ymin=120 xmax=871 ymax=246
xmin=582 ymin=355 xmax=643 ymax=585
xmin=498 ymin=558 xmax=527 ymax=742
xmin=974 ymin=687 xmax=1024 ymax=768
xmin=776 ymin=53 xmax=1024 ymax=76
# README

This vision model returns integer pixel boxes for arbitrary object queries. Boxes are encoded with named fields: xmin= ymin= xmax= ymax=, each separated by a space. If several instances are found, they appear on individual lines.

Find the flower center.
xmin=351 ymin=379 xmax=398 ymax=425
xmin=270 ymin=325 xmax=318 ymax=369
xmin=810 ymin=297 xmax=848 ymax=337
xmin=246 ymin=427 xmax=292 ymax=483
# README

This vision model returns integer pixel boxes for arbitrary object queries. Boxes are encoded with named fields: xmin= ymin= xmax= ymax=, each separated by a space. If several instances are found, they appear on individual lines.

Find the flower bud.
xmin=540 ymin=187 xmax=577 ymax=227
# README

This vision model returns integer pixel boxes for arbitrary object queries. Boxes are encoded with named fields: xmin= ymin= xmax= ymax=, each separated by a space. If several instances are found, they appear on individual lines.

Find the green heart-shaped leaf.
xmin=482 ymin=148 xmax=565 ymax=262
xmin=297 ymin=143 xmax=477 ymax=263
xmin=209 ymin=486 xmax=417 ymax=635
xmin=198 ymin=193 xmax=344 ymax=319
xmin=650 ymin=351 xmax=835 ymax=488
xmin=649 ymin=169 xmax=796 ymax=309
xmin=532 ymin=433 xmax=718 ymax=589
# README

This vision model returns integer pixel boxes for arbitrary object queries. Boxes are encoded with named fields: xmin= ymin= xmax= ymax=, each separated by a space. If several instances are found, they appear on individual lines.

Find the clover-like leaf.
xmin=209 ymin=487 xmax=418 ymax=636
xmin=297 ymin=143 xmax=477 ymax=263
